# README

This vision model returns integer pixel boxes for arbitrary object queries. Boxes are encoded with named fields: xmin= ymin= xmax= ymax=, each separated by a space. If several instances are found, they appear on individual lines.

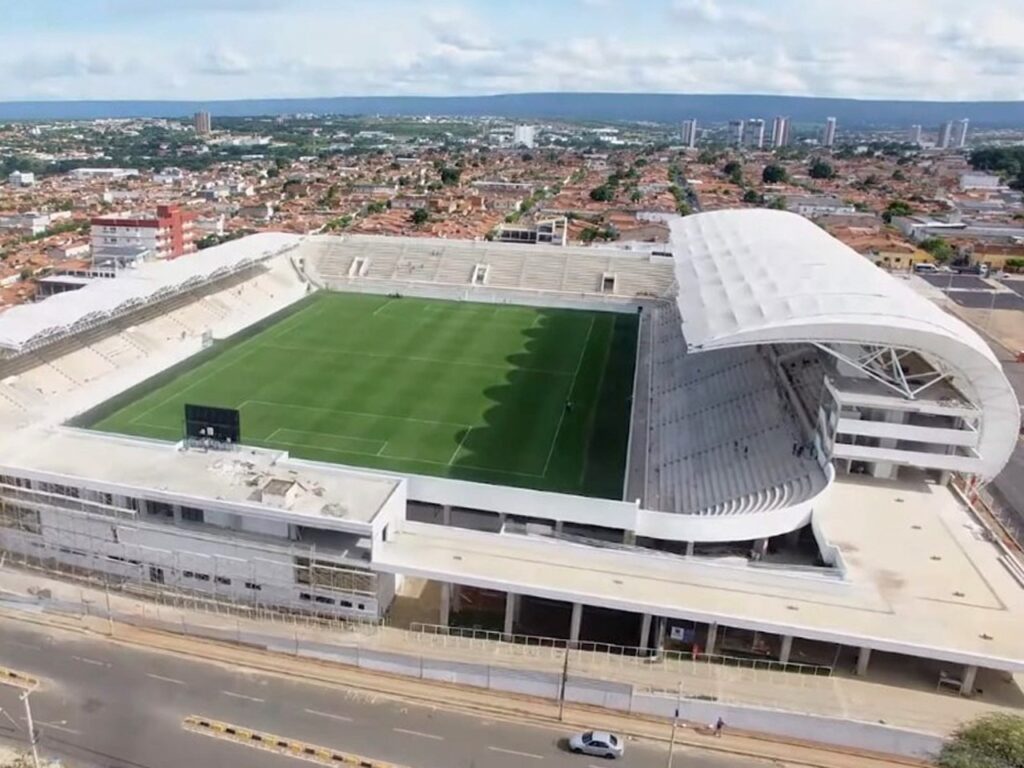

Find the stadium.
xmin=0 ymin=210 xmax=1021 ymax=701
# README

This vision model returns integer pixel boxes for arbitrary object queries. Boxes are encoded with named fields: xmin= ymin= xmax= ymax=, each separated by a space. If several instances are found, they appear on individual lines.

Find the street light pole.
xmin=20 ymin=688 xmax=41 ymax=768
xmin=664 ymin=681 xmax=682 ymax=768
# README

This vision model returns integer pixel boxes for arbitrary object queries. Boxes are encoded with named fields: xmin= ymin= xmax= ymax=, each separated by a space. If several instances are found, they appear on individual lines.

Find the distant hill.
xmin=1 ymin=92 xmax=1023 ymax=128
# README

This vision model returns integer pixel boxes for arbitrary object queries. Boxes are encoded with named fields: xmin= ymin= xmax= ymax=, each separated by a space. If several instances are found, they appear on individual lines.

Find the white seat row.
xmin=644 ymin=304 xmax=826 ymax=517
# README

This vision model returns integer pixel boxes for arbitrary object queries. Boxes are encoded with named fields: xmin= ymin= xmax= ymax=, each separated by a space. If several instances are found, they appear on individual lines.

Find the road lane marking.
xmin=221 ymin=690 xmax=265 ymax=703
xmin=392 ymin=727 xmax=443 ymax=740
xmin=146 ymin=673 xmax=186 ymax=686
xmin=184 ymin=714 xmax=406 ymax=767
xmin=71 ymin=656 xmax=110 ymax=667
xmin=488 ymin=746 xmax=544 ymax=759
xmin=303 ymin=708 xmax=354 ymax=723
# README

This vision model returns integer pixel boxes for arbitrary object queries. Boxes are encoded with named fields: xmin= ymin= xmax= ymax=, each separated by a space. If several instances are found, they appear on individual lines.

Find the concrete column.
xmin=554 ymin=519 xmax=564 ymax=535
xmin=639 ymin=613 xmax=652 ymax=650
xmin=705 ymin=622 xmax=718 ymax=655
xmin=939 ymin=470 xmax=952 ymax=486
xmin=497 ymin=512 xmax=507 ymax=530
xmin=685 ymin=541 xmax=695 ymax=557
xmin=751 ymin=538 xmax=768 ymax=560
xmin=779 ymin=634 xmax=794 ymax=665
xmin=655 ymin=617 xmax=667 ymax=652
xmin=856 ymin=647 xmax=872 ymax=676
xmin=503 ymin=593 xmax=518 ymax=636
xmin=439 ymin=582 xmax=451 ymax=627
xmin=441 ymin=505 xmax=452 ymax=526
xmin=961 ymin=665 xmax=978 ymax=696
xmin=623 ymin=529 xmax=637 ymax=546
xmin=569 ymin=602 xmax=583 ymax=644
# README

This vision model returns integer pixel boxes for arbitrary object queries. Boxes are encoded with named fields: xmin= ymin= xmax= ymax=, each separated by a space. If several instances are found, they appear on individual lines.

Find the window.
xmin=183 ymin=570 xmax=194 ymax=578
xmin=244 ymin=582 xmax=262 ymax=591
xmin=150 ymin=566 xmax=164 ymax=584
xmin=299 ymin=592 xmax=312 ymax=601
xmin=216 ymin=576 xmax=231 ymax=586
xmin=148 ymin=501 xmax=173 ymax=518
xmin=180 ymin=507 xmax=204 ymax=524
xmin=314 ymin=595 xmax=335 ymax=605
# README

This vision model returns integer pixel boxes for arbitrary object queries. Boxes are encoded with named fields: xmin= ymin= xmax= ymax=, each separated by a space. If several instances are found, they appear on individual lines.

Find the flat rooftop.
xmin=0 ymin=427 xmax=401 ymax=530
xmin=375 ymin=475 xmax=1024 ymax=671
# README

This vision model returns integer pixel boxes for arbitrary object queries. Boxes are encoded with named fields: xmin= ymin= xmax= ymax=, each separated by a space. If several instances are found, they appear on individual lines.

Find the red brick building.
xmin=90 ymin=205 xmax=197 ymax=260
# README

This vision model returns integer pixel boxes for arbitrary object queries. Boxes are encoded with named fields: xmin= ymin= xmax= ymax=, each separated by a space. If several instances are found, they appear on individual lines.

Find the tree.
xmin=722 ymin=160 xmax=742 ymax=176
xmin=883 ymin=199 xmax=914 ymax=223
xmin=919 ymin=237 xmax=954 ymax=263
xmin=938 ymin=713 xmax=1024 ymax=768
xmin=630 ymin=189 xmax=643 ymax=203
xmin=808 ymin=159 xmax=835 ymax=179
xmin=742 ymin=189 xmax=763 ymax=204
xmin=762 ymin=164 xmax=788 ymax=184
xmin=410 ymin=208 xmax=429 ymax=226
xmin=589 ymin=185 xmax=614 ymax=202
xmin=768 ymin=195 xmax=787 ymax=210
xmin=439 ymin=166 xmax=461 ymax=186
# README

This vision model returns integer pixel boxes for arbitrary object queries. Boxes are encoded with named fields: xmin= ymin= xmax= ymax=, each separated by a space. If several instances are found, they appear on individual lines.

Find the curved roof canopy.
xmin=670 ymin=209 xmax=1020 ymax=480
xmin=0 ymin=232 xmax=299 ymax=352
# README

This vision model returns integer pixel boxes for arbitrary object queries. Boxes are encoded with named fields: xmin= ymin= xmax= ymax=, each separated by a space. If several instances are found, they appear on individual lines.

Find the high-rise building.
xmin=822 ymin=117 xmax=837 ymax=148
xmin=512 ymin=124 xmax=536 ymax=149
xmin=680 ymin=119 xmax=698 ymax=149
xmin=909 ymin=125 xmax=923 ymax=145
xmin=743 ymin=119 xmax=766 ymax=150
xmin=771 ymin=116 xmax=791 ymax=148
xmin=91 ymin=204 xmax=197 ymax=262
xmin=952 ymin=118 xmax=970 ymax=149
xmin=937 ymin=120 xmax=954 ymax=150
xmin=728 ymin=119 xmax=745 ymax=147
xmin=194 ymin=111 xmax=212 ymax=135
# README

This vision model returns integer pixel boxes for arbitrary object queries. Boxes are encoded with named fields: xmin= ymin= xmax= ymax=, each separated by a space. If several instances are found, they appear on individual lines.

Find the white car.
xmin=568 ymin=730 xmax=624 ymax=759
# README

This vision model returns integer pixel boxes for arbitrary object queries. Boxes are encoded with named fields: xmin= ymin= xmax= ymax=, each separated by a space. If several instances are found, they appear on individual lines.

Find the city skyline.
xmin=1 ymin=0 xmax=1023 ymax=102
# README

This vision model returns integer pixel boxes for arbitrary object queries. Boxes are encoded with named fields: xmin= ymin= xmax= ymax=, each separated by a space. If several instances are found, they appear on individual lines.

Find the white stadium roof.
xmin=0 ymin=233 xmax=299 ymax=352
xmin=670 ymin=210 xmax=1020 ymax=480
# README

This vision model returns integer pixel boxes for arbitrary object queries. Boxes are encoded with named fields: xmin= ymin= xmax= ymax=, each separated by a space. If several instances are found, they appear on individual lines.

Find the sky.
xmin=2 ymin=0 xmax=1024 ymax=102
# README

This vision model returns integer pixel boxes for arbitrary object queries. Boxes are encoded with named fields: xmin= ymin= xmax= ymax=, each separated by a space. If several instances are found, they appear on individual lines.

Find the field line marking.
xmin=541 ymin=316 xmax=595 ymax=477
xmin=253 ymin=342 xmax=571 ymax=377
xmin=274 ymin=427 xmax=385 ymax=450
xmin=371 ymin=298 xmax=394 ymax=316
xmin=238 ymin=399 xmax=473 ymax=430
xmin=129 ymin=345 xmax=261 ymax=426
xmin=376 ymin=441 xmax=389 ymax=456
xmin=448 ymin=426 xmax=473 ymax=465
xmin=255 ymin=437 xmax=544 ymax=479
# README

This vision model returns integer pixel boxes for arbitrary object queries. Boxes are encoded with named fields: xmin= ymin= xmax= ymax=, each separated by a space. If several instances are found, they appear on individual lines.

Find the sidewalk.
xmin=1 ymin=602 xmax=921 ymax=768
xmin=1 ymin=565 xmax=1014 ymax=736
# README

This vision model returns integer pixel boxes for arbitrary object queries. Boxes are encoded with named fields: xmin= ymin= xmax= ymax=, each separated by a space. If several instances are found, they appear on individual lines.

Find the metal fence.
xmin=409 ymin=622 xmax=834 ymax=677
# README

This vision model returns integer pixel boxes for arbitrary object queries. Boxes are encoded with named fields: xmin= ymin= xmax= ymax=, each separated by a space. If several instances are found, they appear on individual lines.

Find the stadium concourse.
xmin=0 ymin=211 xmax=1021 ymax=712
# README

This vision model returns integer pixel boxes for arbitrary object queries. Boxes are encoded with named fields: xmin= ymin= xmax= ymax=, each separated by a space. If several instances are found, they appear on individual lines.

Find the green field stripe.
xmin=239 ymin=399 xmax=473 ymax=429
xmin=253 ymin=342 xmax=571 ymax=377
xmin=84 ymin=293 xmax=635 ymax=499
xmin=540 ymin=316 xmax=595 ymax=476
xmin=255 ymin=435 xmax=544 ymax=478
xmin=269 ymin=428 xmax=387 ymax=455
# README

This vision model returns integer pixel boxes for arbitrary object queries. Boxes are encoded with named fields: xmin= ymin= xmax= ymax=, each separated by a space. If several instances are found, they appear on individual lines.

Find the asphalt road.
xmin=0 ymin=620 xmax=765 ymax=768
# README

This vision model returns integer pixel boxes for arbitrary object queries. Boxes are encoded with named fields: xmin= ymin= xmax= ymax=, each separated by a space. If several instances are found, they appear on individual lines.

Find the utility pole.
xmin=665 ymin=681 xmax=682 ymax=768
xmin=104 ymin=581 xmax=114 ymax=636
xmin=557 ymin=643 xmax=570 ymax=721
xmin=20 ymin=688 xmax=41 ymax=768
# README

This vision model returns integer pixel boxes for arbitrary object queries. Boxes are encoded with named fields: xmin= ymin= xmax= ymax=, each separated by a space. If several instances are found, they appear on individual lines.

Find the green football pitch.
xmin=86 ymin=293 xmax=639 ymax=499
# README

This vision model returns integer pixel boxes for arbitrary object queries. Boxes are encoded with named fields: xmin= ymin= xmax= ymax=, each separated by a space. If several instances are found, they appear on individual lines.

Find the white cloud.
xmin=0 ymin=0 xmax=1023 ymax=101
xmin=194 ymin=47 xmax=252 ymax=76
